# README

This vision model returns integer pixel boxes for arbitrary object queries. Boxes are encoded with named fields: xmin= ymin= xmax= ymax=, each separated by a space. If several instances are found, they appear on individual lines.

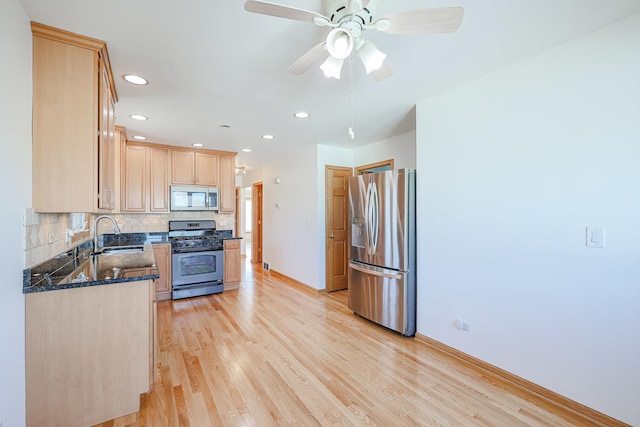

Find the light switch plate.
xmin=586 ymin=226 xmax=605 ymax=248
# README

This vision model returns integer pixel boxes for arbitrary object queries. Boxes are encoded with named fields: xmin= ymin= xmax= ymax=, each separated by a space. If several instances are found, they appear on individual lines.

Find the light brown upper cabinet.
xmin=171 ymin=151 xmax=219 ymax=186
xmin=219 ymin=155 xmax=235 ymax=213
xmin=121 ymin=145 xmax=146 ymax=212
xmin=170 ymin=151 xmax=196 ymax=185
xmin=31 ymin=22 xmax=118 ymax=213
xmin=148 ymin=148 xmax=170 ymax=212
xmin=121 ymin=143 xmax=169 ymax=213
xmin=195 ymin=152 xmax=219 ymax=186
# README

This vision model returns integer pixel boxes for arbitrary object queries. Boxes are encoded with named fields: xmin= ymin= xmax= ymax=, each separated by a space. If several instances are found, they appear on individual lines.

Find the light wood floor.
xmin=95 ymin=260 xmax=594 ymax=427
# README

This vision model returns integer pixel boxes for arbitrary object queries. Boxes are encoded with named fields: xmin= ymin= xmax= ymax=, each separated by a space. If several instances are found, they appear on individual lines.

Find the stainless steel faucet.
xmin=93 ymin=215 xmax=121 ymax=252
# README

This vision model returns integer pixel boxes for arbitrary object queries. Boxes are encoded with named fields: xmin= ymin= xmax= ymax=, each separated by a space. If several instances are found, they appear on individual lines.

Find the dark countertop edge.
xmin=222 ymin=236 xmax=243 ymax=240
xmin=23 ymin=272 xmax=159 ymax=294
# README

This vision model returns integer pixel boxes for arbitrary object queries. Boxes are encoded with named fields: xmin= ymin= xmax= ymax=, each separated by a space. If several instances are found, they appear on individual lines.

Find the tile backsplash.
xmin=23 ymin=209 xmax=91 ymax=268
xmin=96 ymin=211 xmax=234 ymax=234
xmin=24 ymin=209 xmax=234 ymax=268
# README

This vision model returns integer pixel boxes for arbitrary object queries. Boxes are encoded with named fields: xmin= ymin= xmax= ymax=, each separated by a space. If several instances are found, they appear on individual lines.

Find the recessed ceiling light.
xmin=130 ymin=114 xmax=148 ymax=121
xmin=122 ymin=74 xmax=148 ymax=85
xmin=132 ymin=135 xmax=147 ymax=140
xmin=262 ymin=134 xmax=275 ymax=140
xmin=242 ymin=148 xmax=252 ymax=152
xmin=192 ymin=143 xmax=204 ymax=147
xmin=294 ymin=112 xmax=310 ymax=119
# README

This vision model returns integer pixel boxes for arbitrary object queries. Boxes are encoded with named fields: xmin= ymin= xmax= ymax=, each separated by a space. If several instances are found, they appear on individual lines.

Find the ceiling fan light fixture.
xmin=326 ymin=28 xmax=353 ymax=60
xmin=320 ymin=55 xmax=344 ymax=79
xmin=358 ymin=40 xmax=387 ymax=74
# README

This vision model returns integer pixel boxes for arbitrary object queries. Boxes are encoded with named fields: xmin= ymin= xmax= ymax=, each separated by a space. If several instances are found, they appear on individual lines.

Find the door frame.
xmin=355 ymin=158 xmax=394 ymax=175
xmin=251 ymin=182 xmax=263 ymax=264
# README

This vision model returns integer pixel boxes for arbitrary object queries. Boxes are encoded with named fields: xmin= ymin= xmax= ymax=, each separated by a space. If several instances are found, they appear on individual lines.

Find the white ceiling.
xmin=19 ymin=0 xmax=640 ymax=171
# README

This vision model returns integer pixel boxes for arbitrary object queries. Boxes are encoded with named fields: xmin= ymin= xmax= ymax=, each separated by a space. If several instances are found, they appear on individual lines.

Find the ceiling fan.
xmin=244 ymin=0 xmax=464 ymax=81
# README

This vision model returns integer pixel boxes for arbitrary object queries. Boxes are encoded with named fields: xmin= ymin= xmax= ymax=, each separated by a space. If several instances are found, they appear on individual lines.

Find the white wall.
xmin=0 ymin=0 xmax=31 ymax=425
xmin=261 ymin=144 xmax=321 ymax=288
xmin=353 ymin=131 xmax=416 ymax=170
xmin=416 ymin=14 xmax=640 ymax=425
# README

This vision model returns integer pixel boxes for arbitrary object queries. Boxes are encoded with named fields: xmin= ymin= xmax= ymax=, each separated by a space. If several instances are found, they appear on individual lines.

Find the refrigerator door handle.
xmin=365 ymin=182 xmax=373 ymax=255
xmin=371 ymin=182 xmax=379 ymax=254
xmin=349 ymin=262 xmax=403 ymax=280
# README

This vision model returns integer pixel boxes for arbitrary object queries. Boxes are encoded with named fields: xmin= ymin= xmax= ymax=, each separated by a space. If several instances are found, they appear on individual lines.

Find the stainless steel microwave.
xmin=170 ymin=185 xmax=218 ymax=211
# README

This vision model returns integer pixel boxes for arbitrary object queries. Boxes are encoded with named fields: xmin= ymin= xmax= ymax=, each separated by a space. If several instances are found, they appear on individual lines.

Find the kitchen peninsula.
xmin=24 ymin=242 xmax=159 ymax=426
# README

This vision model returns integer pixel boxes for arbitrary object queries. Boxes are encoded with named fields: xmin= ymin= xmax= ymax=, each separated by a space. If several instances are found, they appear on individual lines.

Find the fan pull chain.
xmin=348 ymin=55 xmax=355 ymax=140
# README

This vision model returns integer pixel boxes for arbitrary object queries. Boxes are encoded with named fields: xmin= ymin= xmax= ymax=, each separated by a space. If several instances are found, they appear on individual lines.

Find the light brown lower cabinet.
xmin=26 ymin=280 xmax=154 ymax=427
xmin=224 ymin=239 xmax=241 ymax=290
xmin=153 ymin=242 xmax=172 ymax=300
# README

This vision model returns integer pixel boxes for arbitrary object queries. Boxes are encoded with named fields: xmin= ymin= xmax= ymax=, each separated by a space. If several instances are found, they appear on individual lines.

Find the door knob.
xmin=329 ymin=234 xmax=335 ymax=239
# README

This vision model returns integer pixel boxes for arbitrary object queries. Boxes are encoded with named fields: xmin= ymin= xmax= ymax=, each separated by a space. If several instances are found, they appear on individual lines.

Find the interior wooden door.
xmin=252 ymin=182 xmax=263 ymax=264
xmin=325 ymin=166 xmax=352 ymax=292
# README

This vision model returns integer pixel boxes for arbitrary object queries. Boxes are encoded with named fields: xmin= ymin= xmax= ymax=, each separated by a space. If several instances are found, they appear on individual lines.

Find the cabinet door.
xmin=152 ymin=243 xmax=172 ymax=300
xmin=195 ymin=152 xmax=219 ymax=186
xmin=121 ymin=145 xmax=146 ymax=212
xmin=98 ymin=58 xmax=116 ymax=210
xmin=32 ymin=35 xmax=97 ymax=212
xmin=148 ymin=148 xmax=169 ymax=212
xmin=171 ymin=151 xmax=195 ymax=184
xmin=224 ymin=240 xmax=241 ymax=285
xmin=219 ymin=155 xmax=235 ymax=213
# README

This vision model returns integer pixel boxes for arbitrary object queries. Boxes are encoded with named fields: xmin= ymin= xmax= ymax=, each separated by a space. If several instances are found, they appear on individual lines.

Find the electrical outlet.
xmin=263 ymin=262 xmax=270 ymax=271
xmin=48 ymin=232 xmax=55 ymax=244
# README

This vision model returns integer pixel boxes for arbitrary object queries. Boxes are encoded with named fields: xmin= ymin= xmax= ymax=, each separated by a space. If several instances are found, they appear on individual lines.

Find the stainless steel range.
xmin=169 ymin=220 xmax=224 ymax=300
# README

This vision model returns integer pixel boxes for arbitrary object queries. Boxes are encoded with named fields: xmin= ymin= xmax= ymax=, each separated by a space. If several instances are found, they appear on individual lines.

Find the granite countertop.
xmin=24 ymin=241 xmax=160 ymax=294
xmin=216 ymin=230 xmax=242 ymax=240
xmin=23 ymin=230 xmax=241 ymax=294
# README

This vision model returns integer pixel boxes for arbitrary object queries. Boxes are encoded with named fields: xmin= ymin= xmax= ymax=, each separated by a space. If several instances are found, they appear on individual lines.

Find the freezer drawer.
xmin=348 ymin=261 xmax=415 ymax=336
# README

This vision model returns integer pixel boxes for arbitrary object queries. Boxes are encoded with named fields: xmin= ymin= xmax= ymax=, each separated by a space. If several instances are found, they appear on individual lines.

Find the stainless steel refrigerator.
xmin=348 ymin=168 xmax=416 ymax=336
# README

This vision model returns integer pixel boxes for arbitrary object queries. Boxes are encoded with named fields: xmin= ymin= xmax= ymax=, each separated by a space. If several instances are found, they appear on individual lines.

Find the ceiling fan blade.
xmin=287 ymin=42 xmax=327 ymax=75
xmin=244 ymin=0 xmax=328 ymax=24
xmin=369 ymin=59 xmax=393 ymax=82
xmin=381 ymin=7 xmax=464 ymax=35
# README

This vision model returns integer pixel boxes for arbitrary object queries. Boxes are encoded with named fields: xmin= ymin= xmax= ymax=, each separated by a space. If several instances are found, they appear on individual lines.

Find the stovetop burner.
xmin=168 ymin=220 xmax=223 ymax=252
